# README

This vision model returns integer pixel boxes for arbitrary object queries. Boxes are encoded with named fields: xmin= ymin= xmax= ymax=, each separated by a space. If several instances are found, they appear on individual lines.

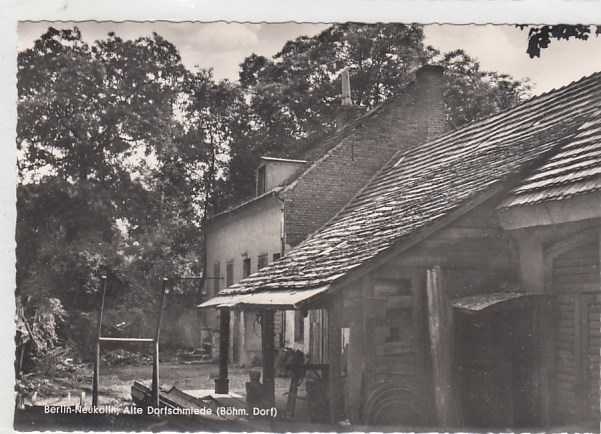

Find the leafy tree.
xmin=16 ymin=27 xmax=201 ymax=359
xmin=436 ymin=49 xmax=532 ymax=128
xmin=18 ymin=28 xmax=185 ymax=186
xmin=519 ymin=24 xmax=601 ymax=58
xmin=184 ymin=70 xmax=250 ymax=217
xmin=239 ymin=24 xmax=427 ymax=147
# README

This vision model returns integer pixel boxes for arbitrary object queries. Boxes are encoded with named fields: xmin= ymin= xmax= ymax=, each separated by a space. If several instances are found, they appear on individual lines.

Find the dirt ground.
xmin=25 ymin=360 xmax=294 ymax=409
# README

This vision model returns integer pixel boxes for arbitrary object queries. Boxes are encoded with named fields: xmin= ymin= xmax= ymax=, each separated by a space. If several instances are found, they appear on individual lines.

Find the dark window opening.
xmin=258 ymin=253 xmax=268 ymax=270
xmin=226 ymin=261 xmax=234 ymax=287
xmin=213 ymin=263 xmax=220 ymax=294
xmin=243 ymin=258 xmax=251 ymax=278
xmin=257 ymin=165 xmax=266 ymax=196
xmin=383 ymin=309 xmax=412 ymax=343
xmin=273 ymin=253 xmax=281 ymax=261
xmin=294 ymin=310 xmax=305 ymax=343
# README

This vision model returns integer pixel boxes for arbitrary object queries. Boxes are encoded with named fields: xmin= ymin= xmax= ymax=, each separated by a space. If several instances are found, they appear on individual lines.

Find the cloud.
xmin=195 ymin=23 xmax=259 ymax=52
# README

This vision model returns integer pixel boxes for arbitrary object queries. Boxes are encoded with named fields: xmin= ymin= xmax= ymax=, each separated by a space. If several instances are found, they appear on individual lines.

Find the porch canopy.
xmin=197 ymin=285 xmax=330 ymax=310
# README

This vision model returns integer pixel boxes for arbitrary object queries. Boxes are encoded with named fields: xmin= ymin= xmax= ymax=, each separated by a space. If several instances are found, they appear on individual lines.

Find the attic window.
xmin=226 ymin=261 xmax=234 ymax=287
xmin=243 ymin=258 xmax=251 ymax=278
xmin=258 ymin=253 xmax=268 ymax=270
xmin=213 ymin=263 xmax=220 ymax=294
xmin=257 ymin=165 xmax=266 ymax=196
xmin=294 ymin=310 xmax=304 ymax=343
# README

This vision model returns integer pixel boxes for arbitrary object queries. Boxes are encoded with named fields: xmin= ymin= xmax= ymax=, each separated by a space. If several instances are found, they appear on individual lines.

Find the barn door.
xmin=550 ymin=240 xmax=600 ymax=427
xmin=581 ymin=293 xmax=600 ymax=424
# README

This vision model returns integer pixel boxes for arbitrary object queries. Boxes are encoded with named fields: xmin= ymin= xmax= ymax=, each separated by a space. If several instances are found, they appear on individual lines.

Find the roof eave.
xmin=197 ymin=285 xmax=331 ymax=311
xmin=207 ymin=188 xmax=284 ymax=226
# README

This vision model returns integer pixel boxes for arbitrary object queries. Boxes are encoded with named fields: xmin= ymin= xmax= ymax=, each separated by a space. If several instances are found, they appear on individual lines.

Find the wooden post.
xmin=538 ymin=300 xmax=553 ymax=427
xmin=215 ymin=308 xmax=230 ymax=394
xmin=328 ymin=322 xmax=343 ymax=423
xmin=362 ymin=274 xmax=377 ymax=395
xmin=426 ymin=266 xmax=460 ymax=427
xmin=151 ymin=341 xmax=160 ymax=407
xmin=347 ymin=320 xmax=364 ymax=422
xmin=260 ymin=311 xmax=275 ymax=407
xmin=92 ymin=275 xmax=107 ymax=407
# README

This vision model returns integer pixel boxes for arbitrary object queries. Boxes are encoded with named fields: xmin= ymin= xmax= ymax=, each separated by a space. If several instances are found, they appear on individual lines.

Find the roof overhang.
xmin=497 ymin=190 xmax=601 ymax=230
xmin=259 ymin=156 xmax=307 ymax=165
xmin=452 ymin=292 xmax=553 ymax=313
xmin=207 ymin=188 xmax=283 ymax=226
xmin=198 ymin=285 xmax=330 ymax=311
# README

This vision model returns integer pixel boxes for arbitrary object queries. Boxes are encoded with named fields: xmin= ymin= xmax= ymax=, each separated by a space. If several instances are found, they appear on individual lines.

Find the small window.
xmin=226 ymin=261 xmax=234 ymax=287
xmin=294 ymin=310 xmax=305 ymax=343
xmin=243 ymin=258 xmax=251 ymax=278
xmin=213 ymin=263 xmax=220 ymax=294
xmin=273 ymin=253 xmax=281 ymax=262
xmin=257 ymin=165 xmax=266 ymax=196
xmin=258 ymin=253 xmax=268 ymax=270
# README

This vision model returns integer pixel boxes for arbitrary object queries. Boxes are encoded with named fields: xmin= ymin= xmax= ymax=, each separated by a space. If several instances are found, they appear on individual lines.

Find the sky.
xmin=17 ymin=22 xmax=601 ymax=95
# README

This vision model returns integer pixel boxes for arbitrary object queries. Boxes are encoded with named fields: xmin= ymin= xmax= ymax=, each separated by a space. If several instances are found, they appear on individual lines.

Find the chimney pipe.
xmin=336 ymin=69 xmax=361 ymax=132
xmin=415 ymin=64 xmax=446 ymax=143
xmin=341 ymin=69 xmax=352 ymax=107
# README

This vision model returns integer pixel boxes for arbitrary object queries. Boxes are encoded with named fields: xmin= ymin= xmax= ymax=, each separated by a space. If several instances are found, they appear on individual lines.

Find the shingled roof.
xmin=498 ymin=107 xmax=601 ymax=208
xmin=201 ymin=72 xmax=601 ymax=308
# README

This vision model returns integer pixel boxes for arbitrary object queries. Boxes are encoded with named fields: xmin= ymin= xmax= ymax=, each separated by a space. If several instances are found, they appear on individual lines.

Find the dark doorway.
xmin=454 ymin=307 xmax=538 ymax=429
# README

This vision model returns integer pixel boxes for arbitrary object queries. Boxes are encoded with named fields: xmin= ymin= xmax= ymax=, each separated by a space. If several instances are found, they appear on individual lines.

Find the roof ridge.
xmin=432 ymin=70 xmax=601 ymax=137
xmin=413 ymin=72 xmax=601 ymax=155
xmin=392 ymin=74 xmax=601 ymax=174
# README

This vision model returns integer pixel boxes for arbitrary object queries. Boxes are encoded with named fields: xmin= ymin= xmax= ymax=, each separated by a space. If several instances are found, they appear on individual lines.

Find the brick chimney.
xmin=336 ymin=69 xmax=364 ymax=132
xmin=415 ymin=64 xmax=446 ymax=143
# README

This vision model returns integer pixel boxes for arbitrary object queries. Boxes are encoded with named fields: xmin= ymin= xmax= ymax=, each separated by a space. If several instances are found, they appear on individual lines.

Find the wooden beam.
xmin=411 ymin=269 xmax=427 ymax=384
xmin=346 ymin=275 xmax=369 ymax=423
xmin=215 ymin=308 xmax=230 ymax=394
xmin=98 ymin=337 xmax=154 ymax=343
xmin=426 ymin=266 xmax=460 ymax=427
xmin=260 ymin=311 xmax=276 ymax=407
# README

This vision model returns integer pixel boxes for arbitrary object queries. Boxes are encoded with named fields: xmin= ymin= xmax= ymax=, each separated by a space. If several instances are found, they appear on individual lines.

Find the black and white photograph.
xmin=8 ymin=8 xmax=601 ymax=432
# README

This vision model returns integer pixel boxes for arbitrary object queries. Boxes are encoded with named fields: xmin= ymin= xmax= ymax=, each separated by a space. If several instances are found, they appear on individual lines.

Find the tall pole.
xmin=215 ymin=308 xmax=230 ymax=394
xmin=92 ymin=275 xmax=107 ymax=407
xmin=152 ymin=278 xmax=169 ymax=407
